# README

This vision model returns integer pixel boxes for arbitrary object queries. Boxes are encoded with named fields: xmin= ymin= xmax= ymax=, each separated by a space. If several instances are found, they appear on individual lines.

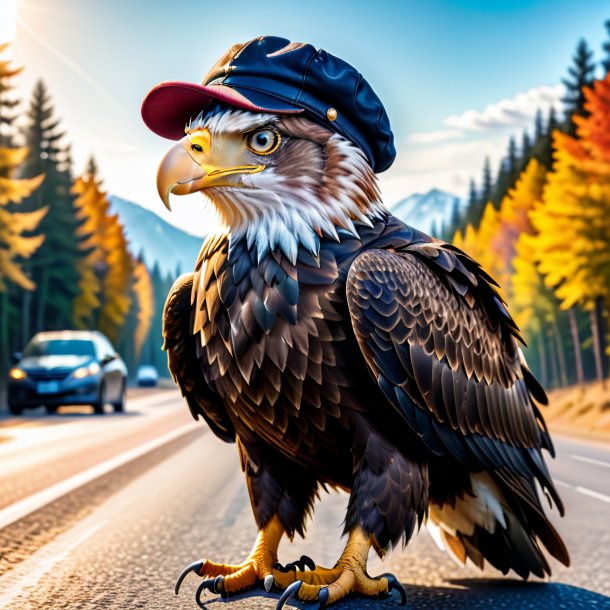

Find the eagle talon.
xmin=383 ymin=574 xmax=407 ymax=606
xmin=275 ymin=554 xmax=316 ymax=573
xmin=318 ymin=587 xmax=329 ymax=608
xmin=276 ymin=579 xmax=303 ymax=610
xmin=175 ymin=559 xmax=204 ymax=595
xmin=264 ymin=574 xmax=275 ymax=592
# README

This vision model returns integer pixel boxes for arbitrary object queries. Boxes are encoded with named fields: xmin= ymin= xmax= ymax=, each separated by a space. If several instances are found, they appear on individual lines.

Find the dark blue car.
xmin=7 ymin=331 xmax=128 ymax=415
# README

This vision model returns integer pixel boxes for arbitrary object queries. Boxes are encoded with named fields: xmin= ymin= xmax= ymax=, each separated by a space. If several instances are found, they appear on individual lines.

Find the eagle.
xmin=144 ymin=36 xmax=569 ymax=609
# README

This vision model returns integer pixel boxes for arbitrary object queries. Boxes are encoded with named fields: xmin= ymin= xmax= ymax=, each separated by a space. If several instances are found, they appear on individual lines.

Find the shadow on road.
xmin=189 ymin=579 xmax=610 ymax=609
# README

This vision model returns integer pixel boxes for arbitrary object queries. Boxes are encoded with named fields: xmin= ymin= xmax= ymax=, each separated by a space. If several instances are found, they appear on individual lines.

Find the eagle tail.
xmin=427 ymin=470 xmax=569 ymax=579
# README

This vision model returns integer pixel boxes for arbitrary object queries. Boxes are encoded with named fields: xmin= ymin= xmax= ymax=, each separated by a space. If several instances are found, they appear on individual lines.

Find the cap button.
xmin=326 ymin=107 xmax=338 ymax=122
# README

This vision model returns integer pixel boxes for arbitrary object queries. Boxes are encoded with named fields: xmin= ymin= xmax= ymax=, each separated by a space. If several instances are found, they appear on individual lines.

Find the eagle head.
xmin=156 ymin=107 xmax=383 ymax=261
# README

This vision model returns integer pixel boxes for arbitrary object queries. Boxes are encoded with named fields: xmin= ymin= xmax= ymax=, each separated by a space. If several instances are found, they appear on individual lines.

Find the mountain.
xmin=388 ymin=188 xmax=462 ymax=235
xmin=109 ymin=196 xmax=203 ymax=276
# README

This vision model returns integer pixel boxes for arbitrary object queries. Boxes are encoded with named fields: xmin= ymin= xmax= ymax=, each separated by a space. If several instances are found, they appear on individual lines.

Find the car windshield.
xmin=24 ymin=339 xmax=96 ymax=358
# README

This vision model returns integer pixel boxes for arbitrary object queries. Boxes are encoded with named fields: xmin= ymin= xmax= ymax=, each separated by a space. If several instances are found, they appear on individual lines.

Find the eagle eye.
xmin=246 ymin=128 xmax=281 ymax=155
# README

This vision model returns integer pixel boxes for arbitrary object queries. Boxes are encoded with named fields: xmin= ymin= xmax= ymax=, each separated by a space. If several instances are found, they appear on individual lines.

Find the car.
xmin=136 ymin=365 xmax=159 ymax=387
xmin=7 ymin=330 xmax=128 ymax=415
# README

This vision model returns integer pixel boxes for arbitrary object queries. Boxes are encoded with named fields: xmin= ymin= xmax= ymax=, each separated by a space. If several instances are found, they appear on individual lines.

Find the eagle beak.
xmin=156 ymin=133 xmax=266 ymax=211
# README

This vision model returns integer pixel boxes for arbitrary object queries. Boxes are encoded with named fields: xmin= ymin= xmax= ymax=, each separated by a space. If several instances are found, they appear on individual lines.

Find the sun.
xmin=0 ymin=0 xmax=18 ymax=43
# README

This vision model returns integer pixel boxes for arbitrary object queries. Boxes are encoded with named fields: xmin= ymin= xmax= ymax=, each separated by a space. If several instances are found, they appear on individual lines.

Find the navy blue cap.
xmin=142 ymin=36 xmax=396 ymax=173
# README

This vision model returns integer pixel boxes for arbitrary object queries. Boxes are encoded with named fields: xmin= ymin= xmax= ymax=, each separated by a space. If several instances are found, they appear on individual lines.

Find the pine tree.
xmin=20 ymin=80 xmax=86 ymax=333
xmin=534 ymin=109 xmax=544 ymax=141
xmin=561 ymin=38 xmax=596 ymax=134
xmin=602 ymin=20 xmax=610 ymax=76
xmin=521 ymin=130 xmax=532 ymax=164
xmin=481 ymin=156 xmax=493 ymax=207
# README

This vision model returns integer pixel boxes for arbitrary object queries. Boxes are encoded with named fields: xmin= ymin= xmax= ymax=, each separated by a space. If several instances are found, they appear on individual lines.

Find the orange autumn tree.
xmin=530 ymin=74 xmax=610 ymax=383
xmin=71 ymin=158 xmax=132 ymax=343
xmin=132 ymin=256 xmax=154 ymax=362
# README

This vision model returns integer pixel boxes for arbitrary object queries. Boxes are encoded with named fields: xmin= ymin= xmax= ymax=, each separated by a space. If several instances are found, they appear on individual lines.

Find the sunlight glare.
xmin=0 ymin=0 xmax=18 ymax=43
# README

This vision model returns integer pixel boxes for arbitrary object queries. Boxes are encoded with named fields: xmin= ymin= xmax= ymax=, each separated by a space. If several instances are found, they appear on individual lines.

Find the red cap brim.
xmin=141 ymin=82 xmax=302 ymax=140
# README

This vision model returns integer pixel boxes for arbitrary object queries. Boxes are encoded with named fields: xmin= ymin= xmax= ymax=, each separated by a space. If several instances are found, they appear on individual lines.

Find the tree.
xmin=530 ymin=75 xmax=610 ymax=383
xmin=132 ymin=256 xmax=154 ymax=364
xmin=561 ymin=39 xmax=596 ymax=134
xmin=20 ymin=80 xmax=86 ymax=333
xmin=534 ymin=109 xmax=545 ymax=141
xmin=602 ymin=19 xmax=610 ymax=76
xmin=0 ymin=45 xmax=48 ymax=376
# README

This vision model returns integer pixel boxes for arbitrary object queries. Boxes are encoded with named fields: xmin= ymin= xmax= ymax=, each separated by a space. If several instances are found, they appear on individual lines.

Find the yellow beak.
xmin=156 ymin=132 xmax=266 ymax=211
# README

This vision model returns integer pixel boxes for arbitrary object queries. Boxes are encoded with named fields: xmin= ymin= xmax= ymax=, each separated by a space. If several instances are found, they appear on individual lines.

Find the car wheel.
xmin=8 ymin=402 xmax=23 ymax=416
xmin=93 ymin=382 xmax=107 ymax=414
xmin=112 ymin=380 xmax=126 ymax=413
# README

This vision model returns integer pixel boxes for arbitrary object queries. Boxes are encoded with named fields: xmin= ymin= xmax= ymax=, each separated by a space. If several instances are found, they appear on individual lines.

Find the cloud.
xmin=444 ymin=84 xmax=565 ymax=132
xmin=408 ymin=129 xmax=464 ymax=144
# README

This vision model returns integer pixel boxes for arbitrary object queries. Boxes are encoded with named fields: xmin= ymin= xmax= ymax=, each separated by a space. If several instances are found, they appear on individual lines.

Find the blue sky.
xmin=5 ymin=0 xmax=610 ymax=235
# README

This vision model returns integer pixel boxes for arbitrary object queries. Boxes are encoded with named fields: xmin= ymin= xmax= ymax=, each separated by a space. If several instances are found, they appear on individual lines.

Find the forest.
xmin=0 ymin=42 xmax=175 ymax=385
xmin=436 ymin=20 xmax=610 ymax=390
xmin=1 ymin=18 xmax=610 ymax=393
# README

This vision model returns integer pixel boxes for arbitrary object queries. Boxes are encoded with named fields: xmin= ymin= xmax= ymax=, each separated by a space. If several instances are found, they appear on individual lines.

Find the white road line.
xmin=552 ymin=478 xmax=610 ymax=505
xmin=574 ymin=486 xmax=610 ymax=505
xmin=570 ymin=454 xmax=610 ymax=469
xmin=0 ymin=422 xmax=197 ymax=530
xmin=0 ymin=520 xmax=108 ymax=607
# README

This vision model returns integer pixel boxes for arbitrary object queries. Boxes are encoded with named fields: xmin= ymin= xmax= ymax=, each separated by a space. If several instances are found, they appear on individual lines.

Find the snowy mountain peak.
xmin=388 ymin=188 xmax=462 ymax=235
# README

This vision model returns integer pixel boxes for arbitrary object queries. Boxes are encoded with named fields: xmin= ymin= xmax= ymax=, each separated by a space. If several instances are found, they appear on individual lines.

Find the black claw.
xmin=195 ymin=576 xmax=225 ymax=607
xmin=175 ymin=559 xmax=204 ymax=595
xmin=384 ymin=574 xmax=407 ymax=606
xmin=300 ymin=555 xmax=316 ymax=571
xmin=318 ymin=586 xmax=329 ymax=608
xmin=276 ymin=579 xmax=303 ymax=610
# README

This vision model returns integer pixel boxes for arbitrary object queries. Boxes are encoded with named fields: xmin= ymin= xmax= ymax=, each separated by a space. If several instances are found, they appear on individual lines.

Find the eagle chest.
xmin=191 ymin=237 xmax=354 ymax=448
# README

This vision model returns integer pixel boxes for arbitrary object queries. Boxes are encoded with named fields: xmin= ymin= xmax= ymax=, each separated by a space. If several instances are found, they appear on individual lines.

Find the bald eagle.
xmin=158 ymin=109 xmax=569 ymax=608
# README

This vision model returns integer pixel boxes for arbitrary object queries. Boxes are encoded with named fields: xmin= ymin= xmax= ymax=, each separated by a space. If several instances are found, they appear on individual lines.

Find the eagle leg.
xmin=273 ymin=526 xmax=407 ymax=608
xmin=175 ymin=514 xmax=284 ymax=599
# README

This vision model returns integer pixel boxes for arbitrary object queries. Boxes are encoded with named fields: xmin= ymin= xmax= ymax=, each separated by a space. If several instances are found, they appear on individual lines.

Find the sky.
xmin=2 ymin=0 xmax=609 ymax=237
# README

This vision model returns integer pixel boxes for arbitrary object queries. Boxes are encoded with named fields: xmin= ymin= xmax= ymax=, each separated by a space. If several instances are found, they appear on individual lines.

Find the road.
xmin=0 ymin=389 xmax=609 ymax=609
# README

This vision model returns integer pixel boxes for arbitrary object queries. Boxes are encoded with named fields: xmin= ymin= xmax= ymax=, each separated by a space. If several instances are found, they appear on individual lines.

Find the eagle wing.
xmin=162 ymin=273 xmax=235 ymax=442
xmin=345 ymin=241 xmax=562 ymax=510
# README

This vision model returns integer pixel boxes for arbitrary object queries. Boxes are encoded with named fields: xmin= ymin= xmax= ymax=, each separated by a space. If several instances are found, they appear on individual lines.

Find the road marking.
xmin=570 ymin=454 xmax=610 ymax=469
xmin=574 ymin=486 xmax=610 ymax=505
xmin=552 ymin=478 xmax=610 ymax=505
xmin=0 ymin=520 xmax=107 ymax=607
xmin=0 ymin=422 xmax=197 ymax=530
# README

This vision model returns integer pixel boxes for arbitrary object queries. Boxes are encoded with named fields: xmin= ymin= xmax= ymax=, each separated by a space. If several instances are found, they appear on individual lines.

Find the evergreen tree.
xmin=20 ymin=80 xmax=86 ymax=334
xmin=602 ymin=20 xmax=610 ymax=76
xmin=521 ymin=130 xmax=532 ymax=164
xmin=481 ymin=156 xmax=493 ymax=206
xmin=534 ymin=109 xmax=544 ymax=141
xmin=561 ymin=39 xmax=596 ymax=134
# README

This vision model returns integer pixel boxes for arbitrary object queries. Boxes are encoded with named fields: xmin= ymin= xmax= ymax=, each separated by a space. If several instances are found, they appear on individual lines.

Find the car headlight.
xmin=9 ymin=367 xmax=26 ymax=380
xmin=72 ymin=362 xmax=101 ymax=379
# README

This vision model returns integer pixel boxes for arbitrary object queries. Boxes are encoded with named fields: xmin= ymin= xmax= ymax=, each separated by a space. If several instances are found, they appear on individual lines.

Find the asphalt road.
xmin=0 ymin=390 xmax=609 ymax=609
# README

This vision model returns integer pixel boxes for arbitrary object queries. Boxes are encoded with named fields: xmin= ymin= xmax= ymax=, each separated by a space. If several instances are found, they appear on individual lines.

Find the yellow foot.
xmin=274 ymin=565 xmax=406 ymax=608
xmin=273 ymin=526 xmax=407 ymax=608
xmin=175 ymin=515 xmax=284 ymax=602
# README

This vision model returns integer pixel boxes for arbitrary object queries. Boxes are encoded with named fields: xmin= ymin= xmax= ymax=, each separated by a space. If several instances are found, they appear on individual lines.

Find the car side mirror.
xmin=12 ymin=352 xmax=22 ymax=364
xmin=100 ymin=354 xmax=116 ymax=366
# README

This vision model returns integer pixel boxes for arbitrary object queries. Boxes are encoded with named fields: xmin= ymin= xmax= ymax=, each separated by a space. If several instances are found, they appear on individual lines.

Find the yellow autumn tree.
xmin=0 ymin=147 xmax=46 ymax=290
xmin=72 ymin=163 xmax=104 ymax=327
xmin=132 ymin=257 xmax=154 ymax=362
xmin=530 ymin=74 xmax=610 ymax=382
xmin=70 ymin=158 xmax=132 ymax=343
